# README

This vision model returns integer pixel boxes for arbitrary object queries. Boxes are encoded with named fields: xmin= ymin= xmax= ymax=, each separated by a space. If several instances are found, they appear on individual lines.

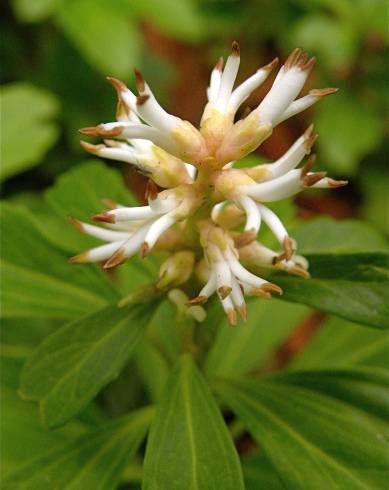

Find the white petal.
xmin=143 ymin=212 xmax=176 ymax=250
xmin=257 ymin=204 xmax=288 ymax=244
xmin=228 ymin=65 xmax=273 ymax=114
xmin=238 ymin=196 xmax=262 ymax=233
xmin=247 ymin=169 xmax=303 ymax=201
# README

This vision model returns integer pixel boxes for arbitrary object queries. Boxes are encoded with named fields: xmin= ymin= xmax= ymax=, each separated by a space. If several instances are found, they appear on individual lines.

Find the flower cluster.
xmin=72 ymin=44 xmax=346 ymax=325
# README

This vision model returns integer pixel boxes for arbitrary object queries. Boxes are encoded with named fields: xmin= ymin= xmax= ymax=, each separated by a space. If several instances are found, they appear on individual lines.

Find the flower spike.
xmin=73 ymin=44 xmax=346 ymax=324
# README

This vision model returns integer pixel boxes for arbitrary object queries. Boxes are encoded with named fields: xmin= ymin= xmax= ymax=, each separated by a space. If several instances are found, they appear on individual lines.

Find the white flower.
xmin=72 ymin=43 xmax=347 ymax=324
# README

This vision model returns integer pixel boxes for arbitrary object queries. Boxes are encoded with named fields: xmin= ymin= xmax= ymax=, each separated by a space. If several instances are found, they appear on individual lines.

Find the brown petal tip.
xmin=283 ymin=236 xmax=295 ymax=261
xmin=215 ymin=56 xmax=224 ymax=71
xmin=104 ymin=247 xmax=127 ymax=269
xmin=231 ymin=41 xmax=240 ymax=57
xmin=140 ymin=242 xmax=149 ymax=258
xmin=303 ymin=171 xmax=327 ymax=187
xmin=262 ymin=282 xmax=283 ymax=295
xmin=218 ymin=286 xmax=232 ymax=300
xmin=251 ymin=288 xmax=271 ymax=299
xmin=68 ymin=252 xmax=88 ymax=264
xmin=290 ymin=266 xmax=311 ymax=279
xmin=137 ymin=95 xmax=149 ymax=106
xmin=236 ymin=304 xmax=247 ymax=322
xmin=92 ymin=212 xmax=115 ymax=224
xmin=284 ymin=48 xmax=303 ymax=70
xmin=264 ymin=57 xmax=279 ymax=71
xmin=234 ymin=229 xmax=257 ymax=248
xmin=68 ymin=216 xmax=84 ymax=232
xmin=96 ymin=125 xmax=123 ymax=137
xmin=301 ymin=154 xmax=317 ymax=178
xmin=106 ymin=76 xmax=127 ymax=94
xmin=134 ymin=68 xmax=145 ymax=93
xmin=187 ymin=295 xmax=208 ymax=306
xmin=227 ymin=308 xmax=237 ymax=326
xmin=80 ymin=141 xmax=105 ymax=154
xmin=310 ymin=87 xmax=338 ymax=97
xmin=327 ymin=178 xmax=348 ymax=188
xmin=79 ymin=127 xmax=98 ymax=136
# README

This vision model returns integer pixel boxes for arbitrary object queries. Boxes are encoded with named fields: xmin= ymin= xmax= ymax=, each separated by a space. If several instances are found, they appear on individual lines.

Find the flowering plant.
xmin=1 ymin=43 xmax=388 ymax=490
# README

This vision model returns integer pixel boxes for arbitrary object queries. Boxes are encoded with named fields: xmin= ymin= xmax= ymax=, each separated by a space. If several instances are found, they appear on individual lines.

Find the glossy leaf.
xmin=216 ymin=368 xmax=389 ymax=489
xmin=0 ymin=203 xmax=119 ymax=319
xmin=290 ymin=316 xmax=389 ymax=370
xmin=20 ymin=302 xmax=153 ymax=428
xmin=275 ymin=251 xmax=389 ymax=328
xmin=292 ymin=217 xmax=388 ymax=254
xmin=3 ymin=406 xmax=153 ymax=489
xmin=55 ymin=0 xmax=139 ymax=78
xmin=1 ymin=83 xmax=60 ymax=180
xmin=143 ymin=355 xmax=244 ymax=490
xmin=205 ymin=299 xmax=309 ymax=377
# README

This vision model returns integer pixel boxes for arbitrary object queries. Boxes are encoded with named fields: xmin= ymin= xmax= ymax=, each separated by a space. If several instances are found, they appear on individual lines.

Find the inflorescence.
xmin=72 ymin=43 xmax=347 ymax=325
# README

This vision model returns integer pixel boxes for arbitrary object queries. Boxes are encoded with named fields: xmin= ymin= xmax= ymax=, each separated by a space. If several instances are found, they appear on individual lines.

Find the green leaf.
xmin=0 ymin=203 xmax=119 ymax=319
xmin=3 ymin=406 xmax=153 ymax=489
xmin=290 ymin=316 xmax=389 ymax=370
xmin=275 ymin=251 xmax=389 ymax=329
xmin=205 ymin=299 xmax=309 ymax=378
xmin=143 ymin=355 xmax=244 ymax=490
xmin=1 ymin=83 xmax=60 ymax=180
xmin=292 ymin=217 xmax=388 ymax=254
xmin=20 ymin=302 xmax=154 ymax=428
xmin=131 ymin=0 xmax=204 ymax=42
xmin=215 ymin=368 xmax=389 ymax=489
xmin=315 ymin=93 xmax=384 ymax=175
xmin=55 ymin=0 xmax=139 ymax=78
xmin=11 ymin=0 xmax=61 ymax=22
xmin=242 ymin=452 xmax=284 ymax=490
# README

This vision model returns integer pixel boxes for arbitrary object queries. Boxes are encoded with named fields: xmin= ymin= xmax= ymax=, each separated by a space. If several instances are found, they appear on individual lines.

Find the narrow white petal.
xmin=263 ymin=133 xmax=308 ymax=179
xmin=106 ymin=206 xmax=157 ymax=222
xmin=86 ymin=241 xmax=125 ymax=262
xmin=230 ymin=275 xmax=245 ymax=308
xmin=208 ymin=66 xmax=223 ymax=102
xmin=247 ymin=169 xmax=303 ymax=201
xmin=79 ymin=222 xmax=131 ymax=242
xmin=215 ymin=260 xmax=232 ymax=290
xmin=120 ymin=222 xmax=151 ymax=257
xmin=229 ymin=67 xmax=272 ymax=113
xmin=254 ymin=67 xmax=310 ymax=124
xmin=198 ymin=270 xmax=217 ymax=298
xmin=257 ymin=204 xmax=288 ymax=244
xmin=216 ymin=46 xmax=240 ymax=111
xmin=273 ymin=94 xmax=319 ymax=125
xmin=143 ymin=212 xmax=176 ymax=250
xmin=225 ymin=250 xmax=266 ymax=288
xmin=220 ymin=294 xmax=235 ymax=315
xmin=238 ymin=196 xmax=262 ymax=233
xmin=96 ymin=146 xmax=139 ymax=165
xmin=137 ymin=82 xmax=179 ymax=132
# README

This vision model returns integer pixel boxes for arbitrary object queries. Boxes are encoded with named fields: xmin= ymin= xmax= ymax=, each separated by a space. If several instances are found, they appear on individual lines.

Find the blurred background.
xmin=1 ymin=0 xmax=388 ymax=236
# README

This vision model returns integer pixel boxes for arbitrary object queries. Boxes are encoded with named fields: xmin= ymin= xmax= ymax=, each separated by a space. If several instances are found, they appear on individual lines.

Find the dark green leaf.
xmin=215 ymin=368 xmax=389 ymax=489
xmin=143 ymin=355 xmax=244 ymax=490
xmin=290 ymin=316 xmax=389 ymax=370
xmin=205 ymin=299 xmax=309 ymax=377
xmin=242 ymin=452 xmax=285 ymax=490
xmin=1 ymin=83 xmax=60 ymax=180
xmin=292 ymin=217 xmax=388 ymax=254
xmin=0 ymin=203 xmax=119 ymax=319
xmin=3 ymin=406 xmax=153 ymax=489
xmin=275 ymin=251 xmax=389 ymax=328
xmin=20 ymin=302 xmax=153 ymax=427
xmin=55 ymin=0 xmax=139 ymax=78
xmin=1 ymin=386 xmax=87 ymax=477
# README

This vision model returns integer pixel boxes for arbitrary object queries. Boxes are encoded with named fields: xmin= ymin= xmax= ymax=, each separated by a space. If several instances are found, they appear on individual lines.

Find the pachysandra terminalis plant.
xmin=75 ymin=43 xmax=347 ymax=325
